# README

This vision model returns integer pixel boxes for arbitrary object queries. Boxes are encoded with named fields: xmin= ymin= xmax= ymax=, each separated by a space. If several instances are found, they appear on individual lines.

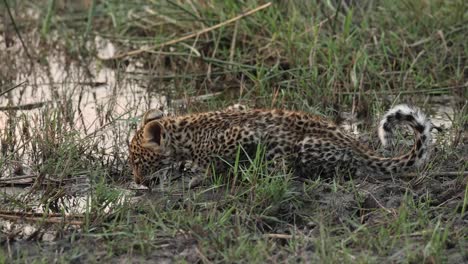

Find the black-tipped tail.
xmin=373 ymin=104 xmax=433 ymax=173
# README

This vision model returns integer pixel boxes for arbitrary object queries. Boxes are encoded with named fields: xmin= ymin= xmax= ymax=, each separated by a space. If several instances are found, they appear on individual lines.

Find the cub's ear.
xmin=142 ymin=120 xmax=164 ymax=149
xmin=142 ymin=108 xmax=165 ymax=126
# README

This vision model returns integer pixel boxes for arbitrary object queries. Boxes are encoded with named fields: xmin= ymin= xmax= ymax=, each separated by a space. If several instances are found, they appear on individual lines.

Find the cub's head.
xmin=129 ymin=109 xmax=173 ymax=185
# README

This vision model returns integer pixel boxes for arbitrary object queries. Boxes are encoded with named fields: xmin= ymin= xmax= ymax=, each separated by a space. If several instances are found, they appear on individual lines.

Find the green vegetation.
xmin=0 ymin=0 xmax=467 ymax=263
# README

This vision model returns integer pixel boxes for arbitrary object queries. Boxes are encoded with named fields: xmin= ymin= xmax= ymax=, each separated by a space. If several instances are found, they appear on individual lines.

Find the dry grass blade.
xmin=3 ymin=0 xmax=32 ymax=62
xmin=264 ymin=233 xmax=293 ymax=239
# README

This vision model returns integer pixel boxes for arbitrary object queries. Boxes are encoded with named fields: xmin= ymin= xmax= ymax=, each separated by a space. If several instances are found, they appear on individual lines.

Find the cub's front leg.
xmin=183 ymin=155 xmax=215 ymax=188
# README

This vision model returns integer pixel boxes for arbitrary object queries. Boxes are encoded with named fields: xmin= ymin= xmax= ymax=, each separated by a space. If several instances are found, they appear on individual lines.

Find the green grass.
xmin=10 ymin=0 xmax=468 ymax=108
xmin=1 ymin=0 xmax=467 ymax=263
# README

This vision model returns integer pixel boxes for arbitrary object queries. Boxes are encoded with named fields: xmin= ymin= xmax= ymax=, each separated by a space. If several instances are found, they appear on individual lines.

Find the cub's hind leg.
xmin=295 ymin=137 xmax=354 ymax=178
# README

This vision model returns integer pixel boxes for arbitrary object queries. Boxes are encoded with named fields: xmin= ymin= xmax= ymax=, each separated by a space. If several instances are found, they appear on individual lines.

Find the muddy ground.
xmin=2 ymin=143 xmax=467 ymax=263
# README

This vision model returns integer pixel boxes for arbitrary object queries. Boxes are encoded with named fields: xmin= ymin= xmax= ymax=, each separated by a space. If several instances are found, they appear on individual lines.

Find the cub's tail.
xmin=366 ymin=104 xmax=433 ymax=174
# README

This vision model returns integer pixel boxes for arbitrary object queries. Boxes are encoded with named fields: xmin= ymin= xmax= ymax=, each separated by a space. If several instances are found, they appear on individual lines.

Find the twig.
xmin=0 ymin=210 xmax=84 ymax=226
xmin=0 ymin=101 xmax=50 ymax=111
xmin=1 ymin=165 xmax=88 ymax=184
xmin=0 ymin=210 xmax=84 ymax=219
xmin=0 ymin=173 xmax=68 ymax=187
xmin=3 ymin=0 xmax=32 ymax=62
xmin=1 ymin=81 xmax=106 ymax=88
xmin=0 ymin=174 xmax=37 ymax=182
xmin=108 ymin=2 xmax=272 ymax=60
xmin=0 ymin=81 xmax=28 ymax=97
xmin=0 ymin=213 xmax=84 ymax=226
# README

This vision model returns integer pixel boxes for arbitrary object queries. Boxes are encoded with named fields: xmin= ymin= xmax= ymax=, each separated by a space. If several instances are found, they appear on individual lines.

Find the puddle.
xmin=0 ymin=35 xmax=163 ymax=241
xmin=0 ymin=55 xmax=164 ymax=138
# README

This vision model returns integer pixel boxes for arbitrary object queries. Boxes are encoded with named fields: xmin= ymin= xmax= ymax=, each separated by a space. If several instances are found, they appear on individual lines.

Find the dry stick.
xmin=0 ymin=174 xmax=37 ymax=182
xmin=0 ymin=214 xmax=84 ymax=226
xmin=108 ymin=2 xmax=273 ymax=60
xmin=2 ymin=81 xmax=106 ymax=88
xmin=0 ymin=101 xmax=51 ymax=111
xmin=0 ymin=81 xmax=28 ymax=97
xmin=0 ymin=210 xmax=84 ymax=219
xmin=0 ymin=174 xmax=65 ymax=185
xmin=0 ymin=210 xmax=84 ymax=225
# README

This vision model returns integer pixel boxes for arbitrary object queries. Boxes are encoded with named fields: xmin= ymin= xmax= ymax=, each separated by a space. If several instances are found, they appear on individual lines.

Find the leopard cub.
xmin=129 ymin=104 xmax=432 ymax=186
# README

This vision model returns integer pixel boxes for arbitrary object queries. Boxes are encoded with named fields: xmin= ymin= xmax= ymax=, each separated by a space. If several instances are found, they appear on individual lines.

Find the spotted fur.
xmin=129 ymin=104 xmax=433 ymax=185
